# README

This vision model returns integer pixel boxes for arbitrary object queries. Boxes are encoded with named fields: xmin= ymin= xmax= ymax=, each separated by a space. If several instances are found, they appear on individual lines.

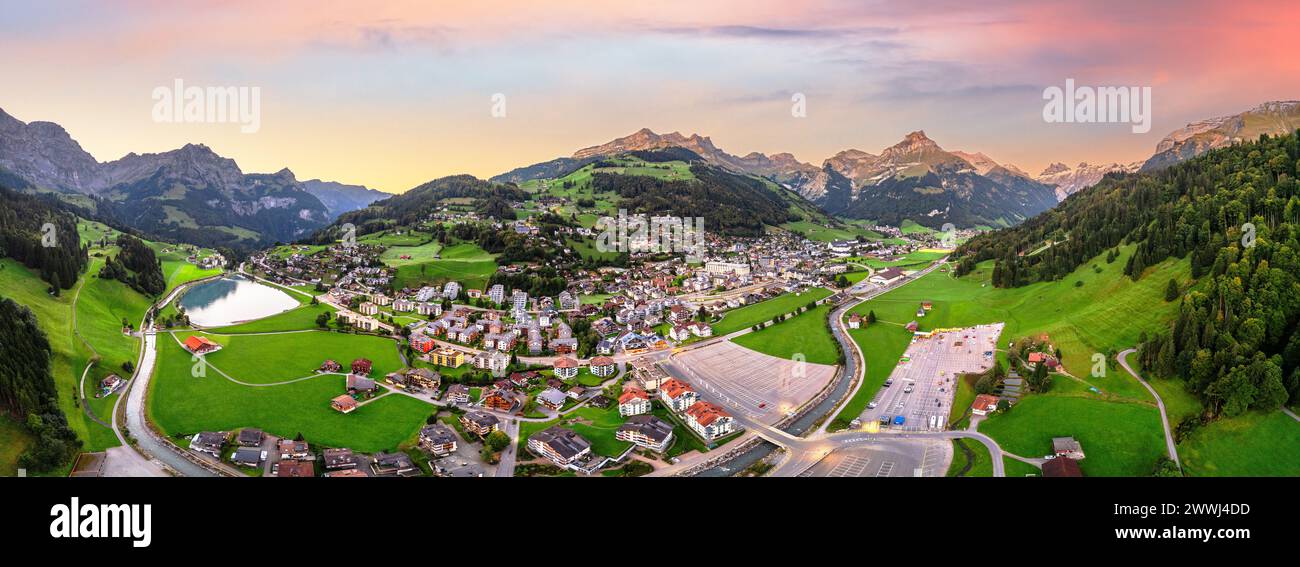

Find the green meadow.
xmin=392 ymin=242 xmax=498 ymax=291
xmin=183 ymin=330 xmax=404 ymax=384
xmin=711 ymin=288 xmax=833 ymax=335
xmin=732 ymin=303 xmax=839 ymax=365
xmin=148 ymin=331 xmax=430 ymax=452
xmin=832 ymin=246 xmax=1189 ymax=475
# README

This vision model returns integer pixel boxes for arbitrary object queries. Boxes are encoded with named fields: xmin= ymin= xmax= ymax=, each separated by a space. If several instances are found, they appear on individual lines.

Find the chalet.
xmin=482 ymin=388 xmax=525 ymax=413
xmin=869 ymin=267 xmax=905 ymax=286
xmin=922 ymin=301 xmax=933 ymax=310
xmin=567 ymin=386 xmax=586 ymax=400
xmin=323 ymin=448 xmax=357 ymax=470
xmin=189 ymin=431 xmax=227 ymax=457
xmin=509 ymin=371 xmax=538 ymax=389
xmin=236 ymin=428 xmax=264 ymax=447
xmin=419 ymin=424 xmax=459 ymax=456
xmin=183 ymin=335 xmax=221 ymax=355
xmin=444 ymin=383 xmax=470 ymax=404
xmin=372 ymin=452 xmax=420 ymax=477
xmin=905 ymin=321 xmax=919 ymax=332
xmin=684 ymin=401 xmax=735 ymax=440
xmin=537 ymin=388 xmax=568 ymax=411
xmin=616 ymin=415 xmax=675 ymax=452
xmin=596 ymin=339 xmax=616 ymax=355
xmin=971 ymin=394 xmax=1000 ymax=416
xmin=847 ymin=314 xmax=863 ymax=329
xmin=384 ymin=372 xmax=411 ymax=389
xmin=232 ymin=447 xmax=262 ymax=468
xmin=278 ymin=439 xmax=310 ymax=459
xmin=460 ymin=411 xmax=500 ymax=437
xmin=351 ymin=358 xmax=373 ymax=376
xmin=589 ymin=356 xmax=616 ymax=378
xmin=331 ymin=395 xmax=359 ymax=414
xmin=659 ymin=378 xmax=699 ymax=412
xmin=275 ymin=460 xmax=315 ymax=478
xmin=324 ymin=469 xmax=368 ymax=478
xmin=527 ymin=427 xmax=592 ymax=468
xmin=1052 ymin=437 xmax=1086 ymax=460
xmin=618 ymin=388 xmax=652 ymax=417
xmin=1042 ymin=456 xmax=1083 ymax=477
xmin=319 ymin=359 xmax=342 ymax=373
xmin=97 ymin=374 xmax=124 ymax=398
xmin=407 ymin=368 xmax=440 ymax=390
xmin=553 ymin=356 xmax=579 ymax=380
xmin=346 ymin=373 xmax=377 ymax=394
xmin=669 ymin=325 xmax=692 ymax=342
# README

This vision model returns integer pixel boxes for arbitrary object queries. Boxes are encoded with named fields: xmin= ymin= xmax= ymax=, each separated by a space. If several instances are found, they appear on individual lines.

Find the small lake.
xmin=178 ymin=275 xmax=300 ymax=327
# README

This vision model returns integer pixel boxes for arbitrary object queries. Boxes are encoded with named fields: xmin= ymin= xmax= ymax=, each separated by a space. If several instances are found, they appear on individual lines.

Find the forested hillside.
xmin=594 ymin=164 xmax=796 ymax=237
xmin=98 ymin=233 xmax=166 ymax=296
xmin=0 ymin=298 xmax=81 ymax=472
xmin=954 ymin=130 xmax=1300 ymax=420
xmin=0 ymin=186 xmax=87 ymax=292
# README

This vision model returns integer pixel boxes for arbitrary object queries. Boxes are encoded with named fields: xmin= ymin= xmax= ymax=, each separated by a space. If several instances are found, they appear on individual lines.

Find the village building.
xmin=616 ymin=414 xmax=675 ymax=452
xmin=460 ymin=411 xmax=500 ymax=437
xmin=683 ymin=400 xmax=735 ymax=440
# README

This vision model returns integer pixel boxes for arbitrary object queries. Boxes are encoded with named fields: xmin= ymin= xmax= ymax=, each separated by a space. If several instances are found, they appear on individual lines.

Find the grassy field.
xmin=780 ymin=220 xmax=881 ymax=242
xmin=0 ymin=259 xmax=119 ymax=461
xmin=392 ymin=242 xmax=497 ymax=291
xmin=186 ymin=330 xmax=404 ymax=385
xmin=712 ymin=288 xmax=833 ymax=335
xmin=379 ymin=239 xmax=443 ymax=267
xmin=977 ymin=392 xmax=1164 ymax=476
xmin=0 ymin=415 xmax=34 ymax=476
xmin=830 ymin=246 xmax=1190 ymax=475
xmin=1178 ymin=411 xmax=1300 ymax=477
xmin=731 ymin=303 xmax=839 ymax=365
xmin=148 ymin=332 xmax=431 ymax=452
xmin=75 ymin=261 xmax=153 ymax=422
xmin=946 ymin=438 xmax=993 ymax=477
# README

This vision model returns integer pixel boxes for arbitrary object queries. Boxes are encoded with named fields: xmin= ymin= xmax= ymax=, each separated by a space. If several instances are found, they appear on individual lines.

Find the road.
xmin=1118 ymin=348 xmax=1181 ymax=469
xmin=653 ymin=257 xmax=1011 ymax=477
xmin=106 ymin=275 xmax=228 ymax=477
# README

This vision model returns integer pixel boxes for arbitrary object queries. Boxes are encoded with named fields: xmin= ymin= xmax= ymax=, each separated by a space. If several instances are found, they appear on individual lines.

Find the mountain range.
xmin=0 ymin=108 xmax=385 ymax=247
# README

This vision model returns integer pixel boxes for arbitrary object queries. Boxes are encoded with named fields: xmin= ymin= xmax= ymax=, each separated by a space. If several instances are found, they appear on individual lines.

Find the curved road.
xmin=1118 ymin=348 xmax=1181 ymax=469
xmin=668 ymin=258 xmax=1008 ymax=477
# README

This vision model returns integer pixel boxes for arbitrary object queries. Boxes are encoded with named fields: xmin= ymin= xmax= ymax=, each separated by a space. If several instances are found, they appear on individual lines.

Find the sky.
xmin=2 ymin=0 xmax=1298 ymax=193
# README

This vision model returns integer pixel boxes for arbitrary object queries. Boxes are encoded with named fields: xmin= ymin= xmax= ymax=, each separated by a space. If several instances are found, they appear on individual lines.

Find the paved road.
xmin=108 ymin=277 xmax=228 ymax=477
xmin=1118 ymin=348 xmax=1181 ymax=469
xmin=655 ymin=258 xmax=1010 ymax=477
xmin=1283 ymin=406 xmax=1300 ymax=423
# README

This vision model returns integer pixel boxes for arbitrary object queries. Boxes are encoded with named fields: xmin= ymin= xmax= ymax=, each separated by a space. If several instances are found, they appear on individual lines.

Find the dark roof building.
xmin=1042 ymin=457 xmax=1084 ymax=477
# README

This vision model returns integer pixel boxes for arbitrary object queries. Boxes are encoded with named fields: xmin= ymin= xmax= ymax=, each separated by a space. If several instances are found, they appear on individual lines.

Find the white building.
xmin=442 ymin=282 xmax=462 ymax=300
xmin=488 ymin=284 xmax=505 ymax=305
xmin=704 ymin=261 xmax=751 ymax=277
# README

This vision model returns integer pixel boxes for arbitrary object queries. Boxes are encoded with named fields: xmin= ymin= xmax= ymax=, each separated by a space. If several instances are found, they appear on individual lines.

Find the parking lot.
xmin=858 ymin=323 xmax=1004 ymax=431
xmin=665 ymin=341 xmax=837 ymax=425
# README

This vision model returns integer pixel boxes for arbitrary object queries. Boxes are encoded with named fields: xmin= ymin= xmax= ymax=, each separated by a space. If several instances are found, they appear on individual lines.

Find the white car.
xmin=867 ymin=401 xmax=878 ymax=409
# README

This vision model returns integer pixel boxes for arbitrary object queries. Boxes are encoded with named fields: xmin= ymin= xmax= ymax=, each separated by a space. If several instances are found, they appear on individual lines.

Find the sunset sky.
xmin=2 ymin=0 xmax=1298 ymax=193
